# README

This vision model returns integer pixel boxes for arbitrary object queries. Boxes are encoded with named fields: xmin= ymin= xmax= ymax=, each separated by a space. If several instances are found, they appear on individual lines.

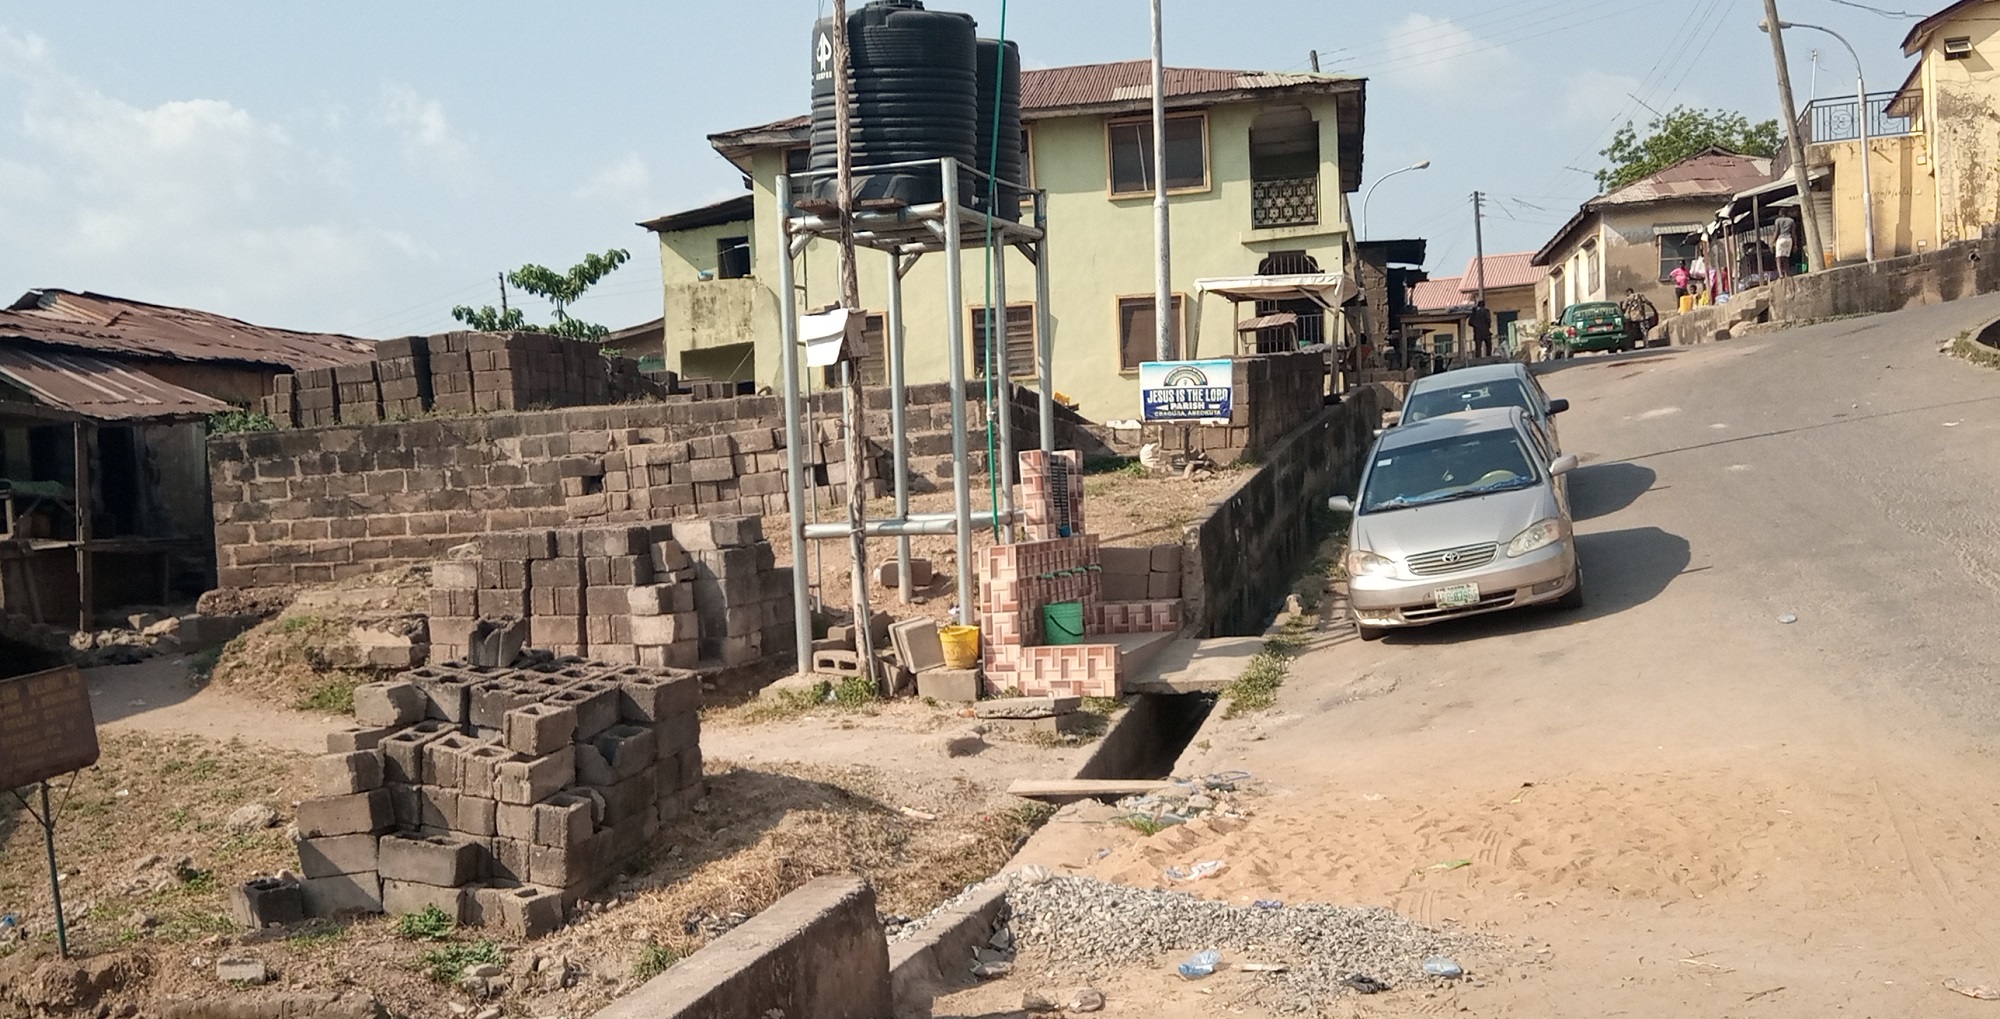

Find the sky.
xmin=0 ymin=0 xmax=1931 ymax=337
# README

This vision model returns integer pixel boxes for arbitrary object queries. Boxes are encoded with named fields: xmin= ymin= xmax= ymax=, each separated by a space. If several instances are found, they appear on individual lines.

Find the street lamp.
xmin=1360 ymin=160 xmax=1432 ymax=241
xmin=1762 ymin=18 xmax=1874 ymax=262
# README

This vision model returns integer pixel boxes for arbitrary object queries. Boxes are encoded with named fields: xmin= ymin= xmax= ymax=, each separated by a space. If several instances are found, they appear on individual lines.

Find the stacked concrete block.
xmin=292 ymin=367 xmax=341 ymax=428
xmin=1099 ymin=543 xmax=1183 ymax=602
xmin=292 ymin=662 xmax=704 ymax=936
xmin=677 ymin=516 xmax=795 ymax=668
xmin=374 ymin=336 xmax=433 ymax=419
xmin=424 ymin=333 xmax=477 ymax=414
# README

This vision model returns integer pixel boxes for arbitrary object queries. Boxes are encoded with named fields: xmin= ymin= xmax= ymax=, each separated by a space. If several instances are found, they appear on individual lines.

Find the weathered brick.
xmin=590 ymin=724 xmax=657 ymax=781
xmin=296 ymin=789 xmax=393 ymax=838
xmin=380 ymin=720 xmax=456 ymax=784
xmin=314 ymin=750 xmax=384 ymax=796
xmin=379 ymin=832 xmax=481 ymax=887
xmin=503 ymin=703 xmax=577 ymax=757
xmin=459 ymin=743 xmax=518 ymax=799
xmin=457 ymin=795 xmax=499 ymax=837
xmin=381 ymin=879 xmax=465 ymax=919
xmin=494 ymin=746 xmax=576 ymax=805
xmin=326 ymin=723 xmax=402 ymax=754
xmin=353 ymin=681 xmax=426 ymax=727
xmin=532 ymin=792 xmax=596 ymax=850
xmin=296 ymin=834 xmax=379 ymax=880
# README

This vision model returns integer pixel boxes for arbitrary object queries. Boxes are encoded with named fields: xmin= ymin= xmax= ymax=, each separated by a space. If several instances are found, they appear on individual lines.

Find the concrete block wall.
xmin=1187 ymin=386 xmax=1382 ymax=637
xmin=296 ymin=660 xmax=703 ymax=934
xmin=208 ymin=385 xmax=1057 ymax=592
xmin=429 ymin=522 xmax=793 ymax=670
xmin=1096 ymin=349 xmax=1329 ymax=463
xmin=272 ymin=332 xmax=657 ymax=426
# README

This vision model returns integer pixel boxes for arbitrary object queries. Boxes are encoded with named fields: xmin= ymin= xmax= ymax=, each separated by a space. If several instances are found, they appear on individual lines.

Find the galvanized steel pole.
xmin=994 ymin=244 xmax=1016 ymax=541
xmin=942 ymin=159 xmax=976 ymax=626
xmin=1150 ymin=0 xmax=1173 ymax=362
xmin=886 ymin=250 xmax=913 ymax=604
xmin=1034 ymin=199 xmax=1055 ymax=455
xmin=776 ymin=174 xmax=812 ymax=669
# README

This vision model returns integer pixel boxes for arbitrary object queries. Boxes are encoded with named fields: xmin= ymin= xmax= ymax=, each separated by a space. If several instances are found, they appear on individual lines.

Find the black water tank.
xmin=809 ymin=0 xmax=978 ymax=209
xmin=975 ymin=38 xmax=1023 ymax=220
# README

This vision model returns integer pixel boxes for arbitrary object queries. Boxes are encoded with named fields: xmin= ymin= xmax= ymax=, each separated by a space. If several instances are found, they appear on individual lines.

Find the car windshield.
xmin=1360 ymin=430 xmax=1540 ymax=513
xmin=1402 ymin=378 xmax=1535 ymax=424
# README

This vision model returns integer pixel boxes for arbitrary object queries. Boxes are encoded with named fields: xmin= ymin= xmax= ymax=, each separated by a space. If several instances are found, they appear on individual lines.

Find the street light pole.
xmin=1360 ymin=160 xmax=1432 ymax=241
xmin=1758 ymin=4 xmax=1827 ymax=272
xmin=1150 ymin=0 xmax=1173 ymax=362
xmin=1772 ymin=19 xmax=1874 ymax=262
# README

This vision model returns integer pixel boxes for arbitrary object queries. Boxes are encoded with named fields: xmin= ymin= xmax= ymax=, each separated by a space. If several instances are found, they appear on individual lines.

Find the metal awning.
xmin=1236 ymin=312 xmax=1298 ymax=332
xmin=1193 ymin=272 xmax=1357 ymax=308
xmin=0 ymin=346 xmax=229 ymax=421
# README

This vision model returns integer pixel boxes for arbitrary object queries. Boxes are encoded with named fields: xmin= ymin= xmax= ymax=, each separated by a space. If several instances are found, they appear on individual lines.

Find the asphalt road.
xmin=1136 ymin=293 xmax=2000 ymax=1016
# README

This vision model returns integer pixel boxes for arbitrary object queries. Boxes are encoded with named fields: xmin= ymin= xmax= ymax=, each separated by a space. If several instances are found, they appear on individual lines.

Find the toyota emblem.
xmin=1440 ymin=551 xmax=1460 ymax=564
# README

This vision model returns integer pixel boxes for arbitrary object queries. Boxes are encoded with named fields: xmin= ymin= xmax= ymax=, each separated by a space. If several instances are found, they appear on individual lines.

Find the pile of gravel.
xmin=1001 ymin=873 xmax=1483 ymax=1013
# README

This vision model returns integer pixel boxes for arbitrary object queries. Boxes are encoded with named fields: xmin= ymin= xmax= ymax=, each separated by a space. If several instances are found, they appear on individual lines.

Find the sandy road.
xmin=951 ymin=294 xmax=2000 ymax=1017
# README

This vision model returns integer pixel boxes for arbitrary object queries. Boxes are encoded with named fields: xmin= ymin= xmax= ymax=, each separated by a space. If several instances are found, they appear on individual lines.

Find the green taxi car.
xmin=1551 ymin=301 xmax=1630 ymax=355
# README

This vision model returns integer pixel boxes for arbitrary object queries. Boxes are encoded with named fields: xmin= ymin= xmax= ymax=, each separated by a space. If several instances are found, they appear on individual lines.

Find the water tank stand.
xmin=776 ymin=156 xmax=1055 ymax=669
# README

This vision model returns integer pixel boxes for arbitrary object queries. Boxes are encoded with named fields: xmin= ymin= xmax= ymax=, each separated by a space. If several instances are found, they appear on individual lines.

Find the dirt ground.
xmin=1 ymin=656 xmax=1095 ymax=1018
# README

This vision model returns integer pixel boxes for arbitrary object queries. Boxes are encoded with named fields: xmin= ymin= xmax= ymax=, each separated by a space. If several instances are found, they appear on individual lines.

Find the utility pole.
xmin=829 ymin=0 xmax=877 ymax=681
xmin=1472 ymin=191 xmax=1488 ymax=305
xmin=1473 ymin=191 xmax=1490 ymax=358
xmin=497 ymin=272 xmax=509 ymax=316
xmin=1150 ymin=0 xmax=1173 ymax=362
xmin=1309 ymin=49 xmax=1320 ymax=72
xmin=1760 ymin=0 xmax=1825 ymax=272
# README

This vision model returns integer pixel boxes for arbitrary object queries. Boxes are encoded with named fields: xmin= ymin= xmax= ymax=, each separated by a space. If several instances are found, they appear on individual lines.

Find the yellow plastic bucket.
xmin=940 ymin=625 xmax=981 ymax=669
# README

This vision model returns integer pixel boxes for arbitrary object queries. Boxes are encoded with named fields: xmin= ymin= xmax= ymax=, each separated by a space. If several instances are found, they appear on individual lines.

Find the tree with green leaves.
xmin=451 ymin=248 xmax=631 ymax=340
xmin=1596 ymin=106 xmax=1783 ymax=191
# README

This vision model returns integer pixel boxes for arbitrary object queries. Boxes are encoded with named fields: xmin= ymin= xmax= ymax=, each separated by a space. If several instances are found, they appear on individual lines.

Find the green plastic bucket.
xmin=1043 ymin=601 xmax=1086 ymax=645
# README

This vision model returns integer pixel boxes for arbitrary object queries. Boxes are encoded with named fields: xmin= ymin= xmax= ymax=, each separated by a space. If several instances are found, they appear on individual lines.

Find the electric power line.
xmin=1818 ymin=0 xmax=1923 ymax=17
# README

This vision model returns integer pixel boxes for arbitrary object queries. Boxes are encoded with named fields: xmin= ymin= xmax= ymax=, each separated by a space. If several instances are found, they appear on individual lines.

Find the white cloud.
xmin=1565 ymin=71 xmax=1646 ymax=126
xmin=1370 ymin=14 xmax=1510 ymax=89
xmin=576 ymin=152 xmax=651 ymax=205
xmin=379 ymin=84 xmax=470 ymax=164
xmin=0 ymin=26 xmax=416 ymax=322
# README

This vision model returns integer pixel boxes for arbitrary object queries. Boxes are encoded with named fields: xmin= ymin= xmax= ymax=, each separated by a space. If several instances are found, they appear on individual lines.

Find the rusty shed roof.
xmin=0 ymin=290 xmax=376 ymax=371
xmin=0 ymin=346 xmax=231 ymax=421
xmin=1457 ymin=252 xmax=1549 ymax=293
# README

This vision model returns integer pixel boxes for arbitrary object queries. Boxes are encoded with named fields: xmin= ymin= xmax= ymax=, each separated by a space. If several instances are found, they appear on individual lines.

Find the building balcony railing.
xmin=1251 ymin=175 xmax=1319 ymax=229
xmin=1801 ymin=91 xmax=1918 ymax=145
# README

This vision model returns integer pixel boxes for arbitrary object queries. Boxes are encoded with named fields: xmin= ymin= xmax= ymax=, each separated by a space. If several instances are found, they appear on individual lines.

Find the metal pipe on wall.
xmin=802 ymin=510 xmax=1020 ymax=539
xmin=886 ymin=248 xmax=913 ymax=604
xmin=993 ymin=240 xmax=1016 ymax=542
xmin=776 ymin=174 xmax=813 ymax=669
xmin=941 ymin=157 xmax=976 ymax=626
xmin=1034 ymin=197 xmax=1055 ymax=455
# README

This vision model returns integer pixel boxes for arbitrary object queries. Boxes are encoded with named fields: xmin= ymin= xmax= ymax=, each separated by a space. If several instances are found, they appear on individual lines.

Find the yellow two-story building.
xmin=640 ymin=60 xmax=1367 ymax=421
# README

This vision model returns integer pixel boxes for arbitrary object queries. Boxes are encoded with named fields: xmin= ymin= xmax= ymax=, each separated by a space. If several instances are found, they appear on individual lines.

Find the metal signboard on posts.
xmin=1 ymin=665 xmax=99 ymax=957
xmin=1139 ymin=359 xmax=1234 ymax=422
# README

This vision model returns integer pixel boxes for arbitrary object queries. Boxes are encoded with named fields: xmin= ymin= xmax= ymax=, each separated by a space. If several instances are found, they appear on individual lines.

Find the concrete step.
xmin=1122 ymin=635 xmax=1266 ymax=694
xmin=1106 ymin=631 xmax=1177 ymax=676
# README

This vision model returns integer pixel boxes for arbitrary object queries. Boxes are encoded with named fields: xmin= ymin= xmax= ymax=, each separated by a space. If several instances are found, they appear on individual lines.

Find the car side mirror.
xmin=1547 ymin=398 xmax=1570 ymax=415
xmin=1327 ymin=495 xmax=1355 ymax=514
xmin=1549 ymin=454 xmax=1579 ymax=476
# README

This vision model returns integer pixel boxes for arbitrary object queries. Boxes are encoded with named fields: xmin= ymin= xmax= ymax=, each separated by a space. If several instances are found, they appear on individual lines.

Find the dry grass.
xmin=0 ymin=736 xmax=1049 ymax=1017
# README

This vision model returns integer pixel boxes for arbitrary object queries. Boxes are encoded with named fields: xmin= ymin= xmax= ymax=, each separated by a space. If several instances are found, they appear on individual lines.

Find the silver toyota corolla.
xmin=1329 ymin=406 xmax=1581 ymax=640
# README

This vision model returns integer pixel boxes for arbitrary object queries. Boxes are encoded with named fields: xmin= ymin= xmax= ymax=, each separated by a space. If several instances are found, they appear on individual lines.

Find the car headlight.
xmin=1347 ymin=548 xmax=1397 ymax=577
xmin=1507 ymin=518 xmax=1566 ymax=557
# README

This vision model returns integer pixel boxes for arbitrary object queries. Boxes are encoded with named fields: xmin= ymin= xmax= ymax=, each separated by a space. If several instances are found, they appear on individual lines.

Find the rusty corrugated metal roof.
xmin=1458 ymin=253 xmax=1549 ymax=293
xmin=1593 ymin=149 xmax=1772 ymax=206
xmin=1411 ymin=276 xmax=1472 ymax=311
xmin=0 ymin=290 xmax=376 ymax=371
xmin=0 ymin=346 xmax=231 ymax=421
xmin=709 ymin=61 xmax=1359 ymax=148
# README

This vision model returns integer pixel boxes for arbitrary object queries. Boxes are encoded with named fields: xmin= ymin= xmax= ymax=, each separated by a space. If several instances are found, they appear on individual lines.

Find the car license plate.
xmin=1433 ymin=583 xmax=1480 ymax=608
